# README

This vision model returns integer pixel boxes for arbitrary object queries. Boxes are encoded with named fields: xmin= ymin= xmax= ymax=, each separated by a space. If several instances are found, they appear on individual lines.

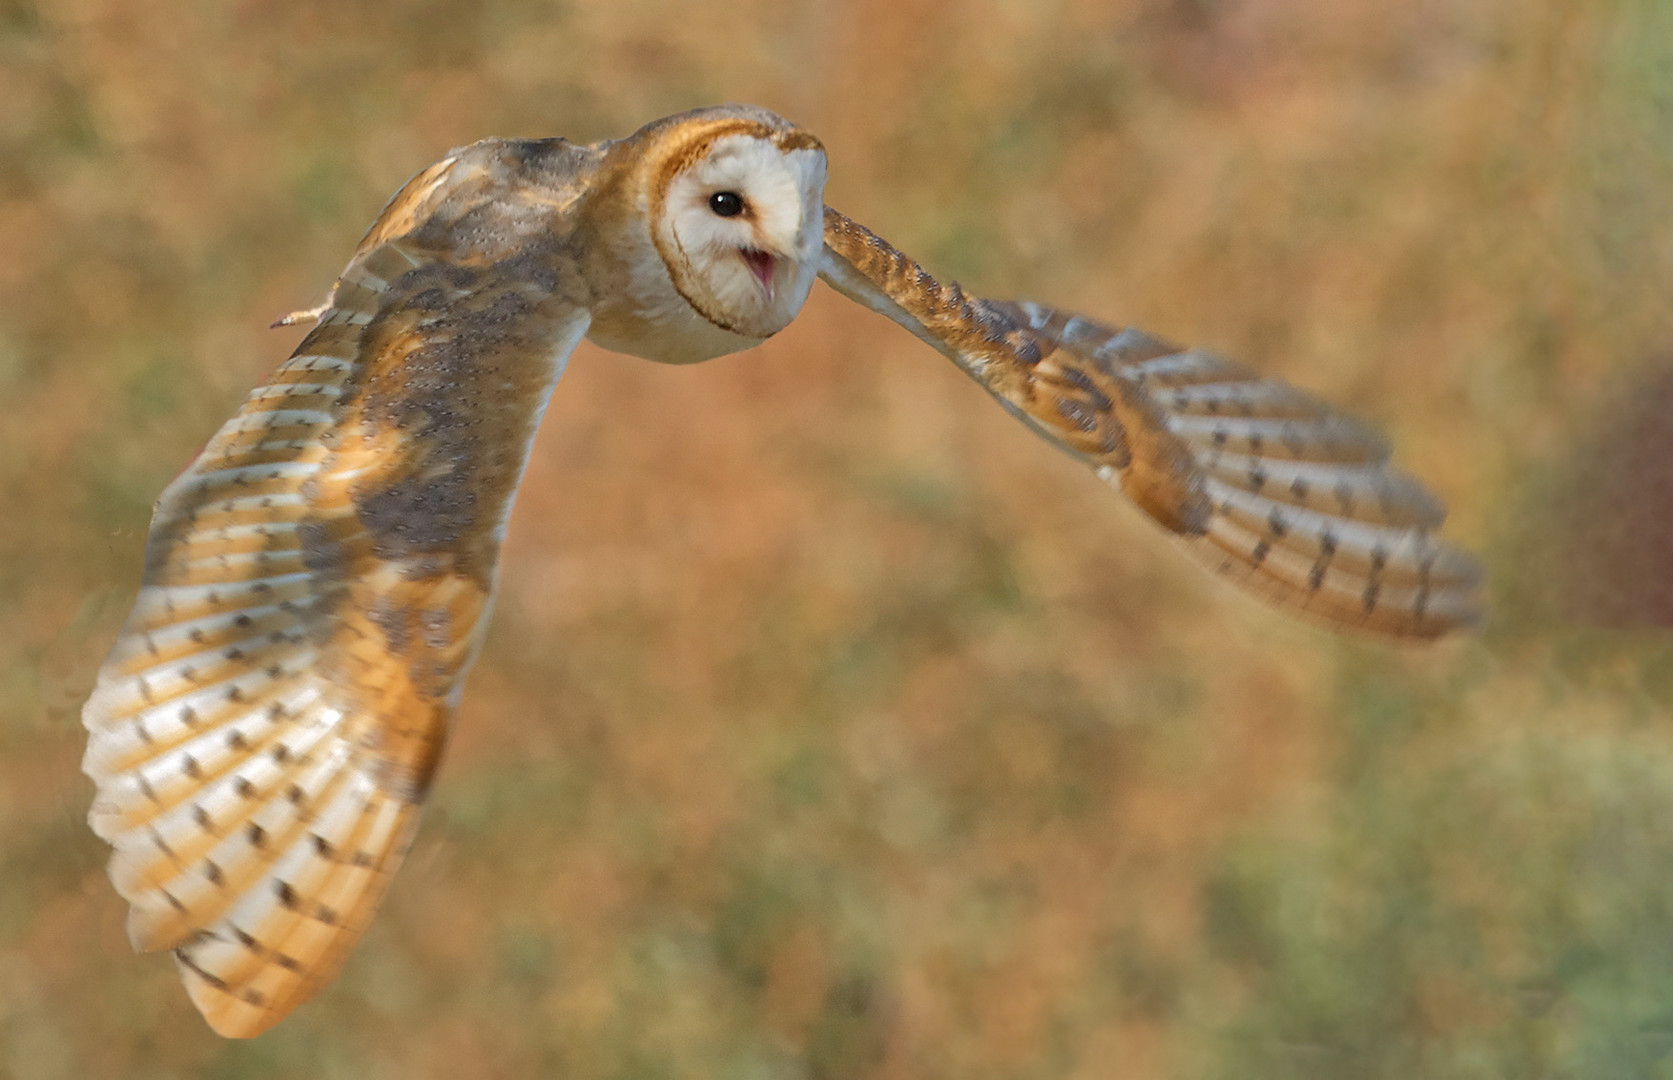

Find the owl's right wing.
xmin=82 ymin=213 xmax=591 ymax=1037
xmin=819 ymin=207 xmax=1481 ymax=638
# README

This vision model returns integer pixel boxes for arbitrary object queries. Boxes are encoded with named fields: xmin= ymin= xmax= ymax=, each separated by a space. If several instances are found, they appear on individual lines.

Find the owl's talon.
xmin=270 ymin=301 xmax=331 ymax=329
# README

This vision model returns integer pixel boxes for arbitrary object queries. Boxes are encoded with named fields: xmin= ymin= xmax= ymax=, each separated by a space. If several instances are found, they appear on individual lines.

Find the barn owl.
xmin=80 ymin=104 xmax=1481 ymax=1037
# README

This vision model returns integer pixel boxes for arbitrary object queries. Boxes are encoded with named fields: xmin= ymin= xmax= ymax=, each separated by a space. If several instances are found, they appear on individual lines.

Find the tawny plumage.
xmin=82 ymin=104 xmax=1481 ymax=1038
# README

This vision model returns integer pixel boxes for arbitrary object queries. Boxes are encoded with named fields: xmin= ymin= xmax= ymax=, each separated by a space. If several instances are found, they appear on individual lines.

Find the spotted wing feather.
xmin=819 ymin=207 xmax=1480 ymax=637
xmin=83 ymin=216 xmax=590 ymax=1036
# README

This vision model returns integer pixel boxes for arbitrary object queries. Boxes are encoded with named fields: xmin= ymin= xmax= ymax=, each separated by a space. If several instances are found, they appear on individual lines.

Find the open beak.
xmin=739 ymin=248 xmax=777 ymax=300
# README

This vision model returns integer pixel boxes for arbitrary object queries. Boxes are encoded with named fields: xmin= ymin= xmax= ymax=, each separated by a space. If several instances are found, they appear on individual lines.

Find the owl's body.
xmin=81 ymin=105 xmax=1480 ymax=1037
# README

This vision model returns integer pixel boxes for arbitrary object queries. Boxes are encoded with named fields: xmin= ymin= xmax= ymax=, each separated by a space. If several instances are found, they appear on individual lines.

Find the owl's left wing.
xmin=82 ymin=227 xmax=589 ymax=1036
xmin=819 ymin=207 xmax=1481 ymax=638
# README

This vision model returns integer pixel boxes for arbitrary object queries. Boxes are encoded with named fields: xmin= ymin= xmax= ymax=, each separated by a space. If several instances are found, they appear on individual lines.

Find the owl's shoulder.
xmin=351 ymin=137 xmax=606 ymax=269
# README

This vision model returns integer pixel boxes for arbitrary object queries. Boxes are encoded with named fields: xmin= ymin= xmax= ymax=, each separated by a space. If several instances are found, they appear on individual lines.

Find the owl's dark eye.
xmin=709 ymin=191 xmax=745 ymax=218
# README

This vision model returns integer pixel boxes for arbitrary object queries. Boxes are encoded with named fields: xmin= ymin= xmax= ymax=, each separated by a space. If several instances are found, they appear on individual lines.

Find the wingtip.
xmin=179 ymin=953 xmax=283 ymax=1038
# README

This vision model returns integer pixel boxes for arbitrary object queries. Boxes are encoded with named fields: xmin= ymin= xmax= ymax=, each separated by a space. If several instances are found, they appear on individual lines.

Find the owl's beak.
xmin=739 ymin=248 xmax=777 ymax=299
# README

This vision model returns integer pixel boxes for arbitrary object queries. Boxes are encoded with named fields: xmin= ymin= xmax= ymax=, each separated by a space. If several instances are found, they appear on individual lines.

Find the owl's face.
xmin=650 ymin=123 xmax=828 ymax=341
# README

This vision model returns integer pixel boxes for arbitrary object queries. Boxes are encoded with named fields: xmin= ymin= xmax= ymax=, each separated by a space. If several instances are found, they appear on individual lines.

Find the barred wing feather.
xmin=819 ymin=207 xmax=1480 ymax=638
xmin=82 ymin=238 xmax=589 ymax=1036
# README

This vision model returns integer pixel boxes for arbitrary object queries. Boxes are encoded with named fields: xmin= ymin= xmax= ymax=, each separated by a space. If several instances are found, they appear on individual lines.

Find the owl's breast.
xmin=578 ymin=206 xmax=767 ymax=365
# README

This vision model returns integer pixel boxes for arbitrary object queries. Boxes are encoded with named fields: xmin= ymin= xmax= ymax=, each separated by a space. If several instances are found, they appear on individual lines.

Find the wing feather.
xmin=83 ymin=227 xmax=590 ymax=1035
xmin=820 ymin=207 xmax=1481 ymax=637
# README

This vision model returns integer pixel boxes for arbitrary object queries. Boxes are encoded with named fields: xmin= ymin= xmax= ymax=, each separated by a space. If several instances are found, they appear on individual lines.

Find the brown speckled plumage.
xmin=821 ymin=208 xmax=1479 ymax=636
xmin=82 ymin=105 xmax=1479 ymax=1039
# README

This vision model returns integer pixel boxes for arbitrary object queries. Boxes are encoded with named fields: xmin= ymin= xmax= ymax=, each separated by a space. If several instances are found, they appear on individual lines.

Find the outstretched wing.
xmin=82 ymin=204 xmax=590 ymax=1035
xmin=819 ymin=207 xmax=1480 ymax=638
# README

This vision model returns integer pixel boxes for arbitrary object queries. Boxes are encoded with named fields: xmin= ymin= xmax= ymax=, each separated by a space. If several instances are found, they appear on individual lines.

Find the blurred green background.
xmin=3 ymin=0 xmax=1672 ymax=1076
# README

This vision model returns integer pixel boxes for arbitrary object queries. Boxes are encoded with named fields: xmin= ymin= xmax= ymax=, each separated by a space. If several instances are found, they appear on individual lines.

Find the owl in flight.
xmin=81 ymin=105 xmax=1480 ymax=1036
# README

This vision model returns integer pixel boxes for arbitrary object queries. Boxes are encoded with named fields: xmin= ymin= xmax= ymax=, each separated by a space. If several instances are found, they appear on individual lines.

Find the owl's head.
xmin=639 ymin=106 xmax=828 ymax=341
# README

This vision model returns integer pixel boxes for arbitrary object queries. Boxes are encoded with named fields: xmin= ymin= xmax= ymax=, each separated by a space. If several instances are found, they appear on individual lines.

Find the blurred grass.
xmin=3 ymin=0 xmax=1671 ymax=1076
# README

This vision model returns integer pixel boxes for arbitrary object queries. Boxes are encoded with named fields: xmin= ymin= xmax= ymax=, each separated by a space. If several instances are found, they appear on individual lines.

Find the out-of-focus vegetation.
xmin=2 ymin=0 xmax=1669 ymax=1076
